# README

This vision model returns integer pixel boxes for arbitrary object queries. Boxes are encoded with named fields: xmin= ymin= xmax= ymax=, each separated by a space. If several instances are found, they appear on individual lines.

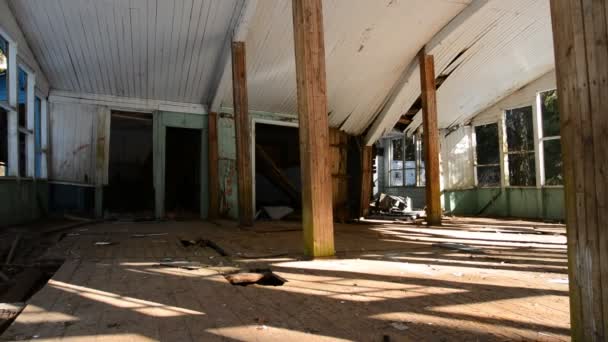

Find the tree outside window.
xmin=388 ymin=134 xmax=425 ymax=187
xmin=475 ymin=123 xmax=501 ymax=186
xmin=540 ymin=90 xmax=562 ymax=186
xmin=506 ymin=106 xmax=536 ymax=186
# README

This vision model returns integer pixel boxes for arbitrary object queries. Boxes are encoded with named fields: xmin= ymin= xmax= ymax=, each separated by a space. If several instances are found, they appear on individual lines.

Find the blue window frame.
xmin=34 ymin=96 xmax=41 ymax=177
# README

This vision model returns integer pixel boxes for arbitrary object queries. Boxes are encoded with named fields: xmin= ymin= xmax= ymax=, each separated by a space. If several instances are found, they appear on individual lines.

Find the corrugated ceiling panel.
xmin=9 ymin=0 xmax=243 ymax=104
xmin=223 ymin=0 xmax=471 ymax=135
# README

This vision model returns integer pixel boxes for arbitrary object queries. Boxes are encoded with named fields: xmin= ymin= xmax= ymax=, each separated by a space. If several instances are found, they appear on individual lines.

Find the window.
xmin=18 ymin=67 xmax=27 ymax=176
xmin=540 ymin=90 xmax=562 ymax=185
xmin=34 ymin=96 xmax=41 ymax=178
xmin=475 ymin=123 xmax=501 ymax=186
xmin=0 ymin=108 xmax=6 ymax=176
xmin=0 ymin=35 xmax=7 ymax=103
xmin=0 ymin=36 xmax=9 ymax=176
xmin=506 ymin=106 xmax=536 ymax=186
xmin=388 ymin=134 xmax=425 ymax=187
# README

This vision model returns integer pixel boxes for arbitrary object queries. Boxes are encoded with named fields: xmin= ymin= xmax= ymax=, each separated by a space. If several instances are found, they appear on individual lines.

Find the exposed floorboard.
xmin=2 ymin=217 xmax=569 ymax=341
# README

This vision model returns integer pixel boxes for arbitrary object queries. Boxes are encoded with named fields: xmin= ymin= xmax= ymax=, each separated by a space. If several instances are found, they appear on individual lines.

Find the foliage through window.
xmin=540 ymin=90 xmax=562 ymax=185
xmin=475 ymin=123 xmax=500 ymax=186
xmin=389 ymin=134 xmax=424 ymax=187
xmin=506 ymin=106 xmax=536 ymax=186
xmin=0 ymin=36 xmax=7 ymax=103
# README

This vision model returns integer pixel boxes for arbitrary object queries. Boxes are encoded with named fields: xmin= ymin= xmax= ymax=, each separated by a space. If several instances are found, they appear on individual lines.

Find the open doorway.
xmin=254 ymin=122 xmax=301 ymax=220
xmin=105 ymin=111 xmax=154 ymax=216
xmin=165 ymin=127 xmax=201 ymax=219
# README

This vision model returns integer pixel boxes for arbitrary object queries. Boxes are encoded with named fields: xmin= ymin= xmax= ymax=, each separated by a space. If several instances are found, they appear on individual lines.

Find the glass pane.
xmin=544 ymin=139 xmax=563 ymax=185
xmin=35 ymin=97 xmax=41 ymax=178
xmin=391 ymin=160 xmax=403 ymax=170
xmin=19 ymin=132 xmax=26 ymax=176
xmin=392 ymin=138 xmax=403 ymax=164
xmin=0 ymin=36 xmax=7 ymax=102
xmin=390 ymin=170 xmax=404 ymax=186
xmin=405 ymin=135 xmax=416 ymax=162
xmin=18 ymin=68 xmax=27 ymax=127
xmin=541 ymin=90 xmax=560 ymax=137
xmin=419 ymin=166 xmax=426 ymax=186
xmin=508 ymin=152 xmax=536 ymax=186
xmin=405 ymin=168 xmax=416 ymax=186
xmin=506 ymin=106 xmax=534 ymax=152
xmin=475 ymin=124 xmax=499 ymax=165
xmin=477 ymin=165 xmax=501 ymax=186
xmin=0 ymin=108 xmax=7 ymax=176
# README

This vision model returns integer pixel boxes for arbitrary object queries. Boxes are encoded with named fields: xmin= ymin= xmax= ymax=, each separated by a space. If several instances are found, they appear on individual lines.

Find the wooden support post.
xmin=232 ymin=41 xmax=253 ymax=227
xmin=359 ymin=145 xmax=373 ymax=218
xmin=208 ymin=112 xmax=220 ymax=219
xmin=419 ymin=50 xmax=442 ymax=225
xmin=292 ymin=0 xmax=334 ymax=257
xmin=550 ymin=2 xmax=608 ymax=340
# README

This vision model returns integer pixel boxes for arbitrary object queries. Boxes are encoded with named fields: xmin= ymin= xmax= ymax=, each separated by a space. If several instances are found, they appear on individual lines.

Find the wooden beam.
xmin=232 ymin=41 xmax=253 ymax=227
xmin=359 ymin=145 xmax=373 ymax=218
xmin=550 ymin=1 xmax=608 ymax=340
xmin=419 ymin=50 xmax=442 ymax=225
xmin=208 ymin=112 xmax=220 ymax=219
xmin=292 ymin=0 xmax=334 ymax=257
xmin=255 ymin=144 xmax=300 ymax=206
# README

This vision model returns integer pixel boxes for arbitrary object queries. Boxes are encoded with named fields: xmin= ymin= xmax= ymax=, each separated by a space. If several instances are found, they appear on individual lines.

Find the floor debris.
xmin=390 ymin=322 xmax=409 ymax=331
xmin=433 ymin=242 xmax=484 ymax=254
xmin=225 ymin=269 xmax=286 ymax=286
xmin=159 ymin=259 xmax=202 ymax=270
xmin=94 ymin=241 xmax=115 ymax=246
xmin=131 ymin=233 xmax=168 ymax=238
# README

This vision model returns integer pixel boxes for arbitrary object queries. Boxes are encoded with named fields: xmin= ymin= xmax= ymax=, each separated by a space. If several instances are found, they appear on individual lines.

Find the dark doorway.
xmin=105 ymin=111 xmax=154 ymax=215
xmin=255 ymin=123 xmax=301 ymax=219
xmin=165 ymin=127 xmax=201 ymax=218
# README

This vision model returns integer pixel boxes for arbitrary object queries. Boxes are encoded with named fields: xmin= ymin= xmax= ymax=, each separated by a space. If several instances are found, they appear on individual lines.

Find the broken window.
xmin=475 ymin=123 xmax=500 ymax=186
xmin=389 ymin=138 xmax=404 ymax=186
xmin=540 ymin=90 xmax=562 ymax=185
xmin=388 ymin=134 xmax=425 ymax=187
xmin=506 ymin=106 xmax=536 ymax=186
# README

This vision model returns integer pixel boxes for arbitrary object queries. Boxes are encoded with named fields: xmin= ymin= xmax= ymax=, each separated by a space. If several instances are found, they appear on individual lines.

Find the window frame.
xmin=472 ymin=122 xmax=502 ymax=188
xmin=387 ymin=132 xmax=426 ymax=188
xmin=536 ymin=89 xmax=563 ymax=188
xmin=17 ymin=63 xmax=36 ymax=178
xmin=504 ymin=105 xmax=537 ymax=188
xmin=0 ymin=28 xmax=17 ymax=177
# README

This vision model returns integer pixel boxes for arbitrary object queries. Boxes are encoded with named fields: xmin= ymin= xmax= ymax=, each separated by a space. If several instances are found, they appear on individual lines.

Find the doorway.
xmin=165 ymin=127 xmax=201 ymax=218
xmin=254 ymin=122 xmax=301 ymax=219
xmin=105 ymin=111 xmax=154 ymax=215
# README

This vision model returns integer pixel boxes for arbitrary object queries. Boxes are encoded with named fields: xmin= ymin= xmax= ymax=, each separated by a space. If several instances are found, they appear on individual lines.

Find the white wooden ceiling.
xmin=367 ymin=0 xmax=555 ymax=141
xmin=9 ymin=0 xmax=244 ymax=103
xmin=222 ymin=0 xmax=471 ymax=135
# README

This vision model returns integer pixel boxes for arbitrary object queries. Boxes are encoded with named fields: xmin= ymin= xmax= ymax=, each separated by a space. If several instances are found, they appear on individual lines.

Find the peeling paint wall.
xmin=218 ymin=113 xmax=238 ymax=219
xmin=0 ymin=180 xmax=48 ymax=226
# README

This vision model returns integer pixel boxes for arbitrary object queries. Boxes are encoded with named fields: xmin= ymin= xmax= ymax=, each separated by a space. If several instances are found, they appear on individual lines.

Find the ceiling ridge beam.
xmin=363 ymin=0 xmax=490 ymax=145
xmin=208 ymin=0 xmax=258 ymax=112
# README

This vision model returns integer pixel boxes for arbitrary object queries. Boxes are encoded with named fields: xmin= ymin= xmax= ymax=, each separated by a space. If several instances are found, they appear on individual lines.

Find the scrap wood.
xmin=5 ymin=234 xmax=21 ymax=265
xmin=159 ymin=260 xmax=202 ymax=270
xmin=433 ymin=242 xmax=484 ymax=254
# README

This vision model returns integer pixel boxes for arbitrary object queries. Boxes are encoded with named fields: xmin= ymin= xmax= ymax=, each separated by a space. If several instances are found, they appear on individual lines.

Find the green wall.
xmin=0 ymin=179 xmax=48 ymax=226
xmin=443 ymin=187 xmax=564 ymax=221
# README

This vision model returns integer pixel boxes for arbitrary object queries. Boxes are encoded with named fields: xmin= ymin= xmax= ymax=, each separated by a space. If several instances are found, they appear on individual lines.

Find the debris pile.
xmin=370 ymin=193 xmax=420 ymax=218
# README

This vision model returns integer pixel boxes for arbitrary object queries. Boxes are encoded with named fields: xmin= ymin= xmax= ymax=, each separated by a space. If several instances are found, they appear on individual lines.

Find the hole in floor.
xmin=0 ymin=259 xmax=64 ymax=333
xmin=225 ymin=268 xmax=286 ymax=287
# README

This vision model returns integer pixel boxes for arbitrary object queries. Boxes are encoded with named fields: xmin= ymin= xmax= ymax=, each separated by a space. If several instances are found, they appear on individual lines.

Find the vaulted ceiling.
xmin=9 ymin=0 xmax=244 ymax=103
xmin=8 ymin=0 xmax=555 ymax=142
